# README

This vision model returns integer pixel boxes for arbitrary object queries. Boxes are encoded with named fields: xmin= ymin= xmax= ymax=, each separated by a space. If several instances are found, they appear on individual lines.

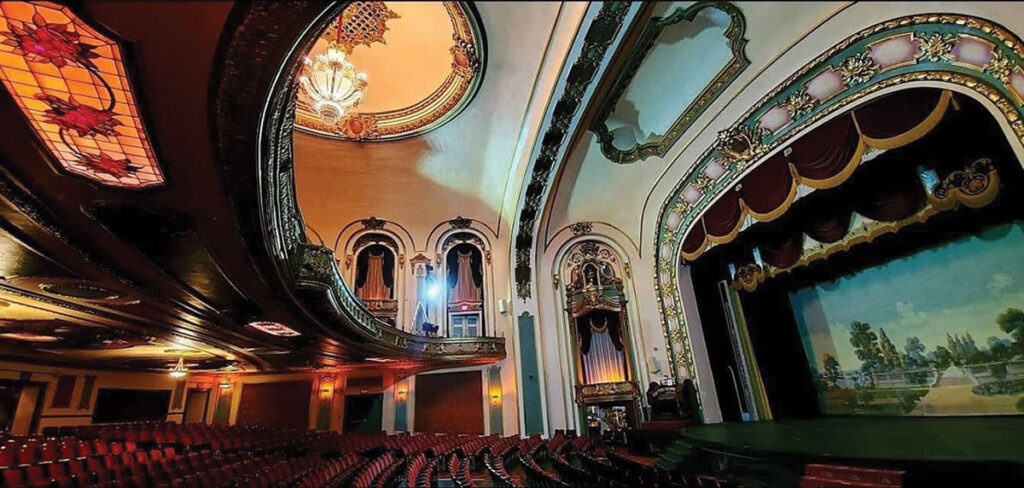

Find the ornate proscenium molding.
xmin=930 ymin=158 xmax=1000 ymax=210
xmin=714 ymin=124 xmax=769 ymax=169
xmin=213 ymin=1 xmax=503 ymax=366
xmin=731 ymin=263 xmax=765 ymax=293
xmin=514 ymin=2 xmax=631 ymax=300
xmin=654 ymin=14 xmax=1024 ymax=383
xmin=592 ymin=1 xmax=749 ymax=164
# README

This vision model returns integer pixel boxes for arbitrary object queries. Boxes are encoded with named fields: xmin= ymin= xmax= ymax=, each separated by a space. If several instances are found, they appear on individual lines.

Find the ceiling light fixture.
xmin=246 ymin=321 xmax=301 ymax=337
xmin=299 ymin=43 xmax=367 ymax=125
xmin=169 ymin=356 xmax=188 ymax=379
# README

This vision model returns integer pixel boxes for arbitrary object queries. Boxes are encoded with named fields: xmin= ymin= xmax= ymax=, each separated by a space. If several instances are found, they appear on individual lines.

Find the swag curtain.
xmin=357 ymin=252 xmax=391 ymax=300
xmin=682 ymin=89 xmax=951 ymax=260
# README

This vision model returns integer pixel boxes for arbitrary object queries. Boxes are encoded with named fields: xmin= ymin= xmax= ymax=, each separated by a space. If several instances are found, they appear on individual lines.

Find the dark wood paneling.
xmin=236 ymin=380 xmax=312 ymax=428
xmin=415 ymin=371 xmax=483 ymax=434
xmin=50 ymin=375 xmax=77 ymax=409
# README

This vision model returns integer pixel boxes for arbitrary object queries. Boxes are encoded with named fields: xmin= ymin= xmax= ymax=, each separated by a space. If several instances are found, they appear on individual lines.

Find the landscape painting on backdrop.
xmin=791 ymin=221 xmax=1024 ymax=415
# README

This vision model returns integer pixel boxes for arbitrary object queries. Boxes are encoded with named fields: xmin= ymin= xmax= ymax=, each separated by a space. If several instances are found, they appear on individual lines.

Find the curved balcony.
xmin=212 ymin=1 xmax=504 ymax=366
xmin=293 ymin=243 xmax=505 ymax=362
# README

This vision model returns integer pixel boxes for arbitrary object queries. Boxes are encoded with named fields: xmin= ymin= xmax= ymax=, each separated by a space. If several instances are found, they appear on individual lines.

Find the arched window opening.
xmin=442 ymin=233 xmax=486 ymax=338
xmin=353 ymin=235 xmax=399 ymax=326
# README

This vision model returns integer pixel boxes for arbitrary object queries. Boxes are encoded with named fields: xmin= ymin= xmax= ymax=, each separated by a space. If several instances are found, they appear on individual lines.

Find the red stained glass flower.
xmin=35 ymin=94 xmax=121 ymax=137
xmin=1 ymin=12 xmax=99 ymax=68
xmin=79 ymin=152 xmax=139 ymax=179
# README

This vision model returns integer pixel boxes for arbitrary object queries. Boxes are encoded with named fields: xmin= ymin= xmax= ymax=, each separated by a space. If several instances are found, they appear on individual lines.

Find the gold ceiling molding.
xmin=333 ymin=1 xmax=399 ymax=54
xmin=294 ymin=1 xmax=484 ymax=141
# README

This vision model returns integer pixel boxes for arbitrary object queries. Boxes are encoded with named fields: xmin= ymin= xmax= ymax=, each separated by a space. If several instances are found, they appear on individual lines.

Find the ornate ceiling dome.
xmin=295 ymin=1 xmax=484 ymax=141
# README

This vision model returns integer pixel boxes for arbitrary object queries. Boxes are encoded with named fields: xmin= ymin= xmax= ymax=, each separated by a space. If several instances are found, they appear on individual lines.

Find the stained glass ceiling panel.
xmin=0 ymin=1 xmax=164 ymax=188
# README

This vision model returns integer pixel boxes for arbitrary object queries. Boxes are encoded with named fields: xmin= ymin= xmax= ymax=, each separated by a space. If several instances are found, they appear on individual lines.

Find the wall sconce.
xmin=319 ymin=376 xmax=335 ymax=399
xmin=490 ymin=391 xmax=501 ymax=406
xmin=218 ymin=378 xmax=231 ymax=389
xmin=396 ymin=387 xmax=408 ymax=402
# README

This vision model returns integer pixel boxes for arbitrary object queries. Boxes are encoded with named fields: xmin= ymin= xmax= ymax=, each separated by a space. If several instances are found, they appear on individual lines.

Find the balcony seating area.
xmin=0 ymin=422 xmax=688 ymax=488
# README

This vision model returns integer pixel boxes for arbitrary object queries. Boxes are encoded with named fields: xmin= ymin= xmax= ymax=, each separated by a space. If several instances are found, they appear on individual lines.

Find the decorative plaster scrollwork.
xmin=569 ymin=221 xmax=593 ymax=235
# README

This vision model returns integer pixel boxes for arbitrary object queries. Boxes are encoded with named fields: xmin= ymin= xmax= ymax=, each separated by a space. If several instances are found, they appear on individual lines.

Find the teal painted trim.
xmin=212 ymin=390 xmax=232 ymax=425
xmin=518 ymin=312 xmax=544 ymax=435
xmin=488 ymin=366 xmax=503 ymax=434
xmin=316 ymin=399 xmax=331 ymax=431
xmin=395 ymin=396 xmax=408 ymax=432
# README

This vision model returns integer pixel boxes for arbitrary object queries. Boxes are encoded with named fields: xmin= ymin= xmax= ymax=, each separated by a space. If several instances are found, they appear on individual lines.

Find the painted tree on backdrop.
xmin=878 ymin=329 xmax=903 ymax=370
xmin=822 ymin=354 xmax=841 ymax=387
xmin=849 ymin=321 xmax=883 ymax=373
xmin=998 ymin=308 xmax=1024 ymax=355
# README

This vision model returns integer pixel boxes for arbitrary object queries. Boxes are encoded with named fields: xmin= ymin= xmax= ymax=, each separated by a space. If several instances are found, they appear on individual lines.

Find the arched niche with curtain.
xmin=561 ymin=240 xmax=639 ymax=434
xmin=441 ymin=232 xmax=486 ymax=338
xmin=353 ymin=234 xmax=399 ymax=326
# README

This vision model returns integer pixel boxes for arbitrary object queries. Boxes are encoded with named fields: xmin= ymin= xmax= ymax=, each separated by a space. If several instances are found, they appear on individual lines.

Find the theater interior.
xmin=1 ymin=1 xmax=1024 ymax=487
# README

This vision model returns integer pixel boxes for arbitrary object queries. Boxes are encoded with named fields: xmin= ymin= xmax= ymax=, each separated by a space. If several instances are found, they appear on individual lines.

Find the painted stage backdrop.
xmin=790 ymin=222 xmax=1024 ymax=416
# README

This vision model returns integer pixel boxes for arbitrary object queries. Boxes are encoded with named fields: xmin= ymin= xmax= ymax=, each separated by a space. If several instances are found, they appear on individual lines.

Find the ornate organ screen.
xmin=577 ymin=310 xmax=628 ymax=384
xmin=562 ymin=241 xmax=633 ymax=387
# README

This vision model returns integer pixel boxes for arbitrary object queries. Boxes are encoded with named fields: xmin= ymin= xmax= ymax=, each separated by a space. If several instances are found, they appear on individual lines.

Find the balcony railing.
xmin=292 ymin=244 xmax=505 ymax=362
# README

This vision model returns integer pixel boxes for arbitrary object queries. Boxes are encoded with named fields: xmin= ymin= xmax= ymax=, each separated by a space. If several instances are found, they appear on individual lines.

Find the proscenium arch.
xmin=653 ymin=14 xmax=1024 ymax=388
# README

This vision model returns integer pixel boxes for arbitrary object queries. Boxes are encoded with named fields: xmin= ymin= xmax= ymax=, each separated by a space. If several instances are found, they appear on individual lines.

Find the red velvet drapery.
xmin=681 ymin=89 xmax=951 ymax=261
xmin=450 ymin=251 xmax=481 ymax=304
xmin=357 ymin=252 xmax=391 ymax=300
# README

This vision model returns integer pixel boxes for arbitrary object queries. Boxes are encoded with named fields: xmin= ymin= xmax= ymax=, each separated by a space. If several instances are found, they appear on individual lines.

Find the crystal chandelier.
xmin=299 ymin=44 xmax=368 ymax=125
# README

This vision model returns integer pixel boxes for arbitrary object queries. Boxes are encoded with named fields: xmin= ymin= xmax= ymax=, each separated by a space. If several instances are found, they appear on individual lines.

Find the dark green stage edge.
xmin=660 ymin=417 xmax=1024 ymax=487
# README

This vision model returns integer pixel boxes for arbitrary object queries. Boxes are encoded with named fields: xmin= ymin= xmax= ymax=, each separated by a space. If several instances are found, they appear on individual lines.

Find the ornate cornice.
xmin=569 ymin=221 xmax=593 ymax=235
xmin=360 ymin=216 xmax=385 ymax=229
xmin=653 ymin=14 xmax=1024 ymax=383
xmin=448 ymin=215 xmax=472 ymax=229
xmin=514 ymin=2 xmax=632 ymax=300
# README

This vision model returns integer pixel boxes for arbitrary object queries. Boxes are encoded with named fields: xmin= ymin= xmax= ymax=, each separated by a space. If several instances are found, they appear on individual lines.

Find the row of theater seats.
xmin=2 ymin=422 xmax=676 ymax=488
xmin=1 ymin=423 xmax=368 ymax=488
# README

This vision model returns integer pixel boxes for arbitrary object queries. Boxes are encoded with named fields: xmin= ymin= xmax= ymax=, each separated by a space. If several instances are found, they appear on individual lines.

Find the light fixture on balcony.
xmin=299 ymin=44 xmax=367 ymax=125
xmin=169 ymin=357 xmax=188 ymax=379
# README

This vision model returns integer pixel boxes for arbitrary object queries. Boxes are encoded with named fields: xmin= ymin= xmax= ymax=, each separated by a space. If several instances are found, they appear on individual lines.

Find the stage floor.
xmin=680 ymin=416 xmax=1024 ymax=465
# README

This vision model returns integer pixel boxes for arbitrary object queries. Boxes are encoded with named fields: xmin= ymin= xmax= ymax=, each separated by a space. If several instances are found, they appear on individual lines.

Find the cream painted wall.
xmin=294 ymin=2 xmax=575 ymax=240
